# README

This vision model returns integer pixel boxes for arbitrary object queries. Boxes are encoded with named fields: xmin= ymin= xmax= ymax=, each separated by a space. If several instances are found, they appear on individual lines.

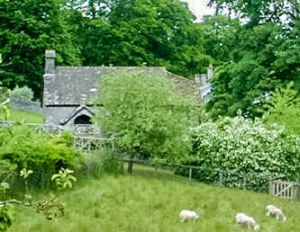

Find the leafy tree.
xmin=199 ymin=15 xmax=242 ymax=64
xmin=94 ymin=71 xmax=196 ymax=173
xmin=207 ymin=0 xmax=299 ymax=26
xmin=207 ymin=59 xmax=271 ymax=118
xmin=68 ymin=0 xmax=210 ymax=77
xmin=205 ymin=22 xmax=300 ymax=118
xmin=264 ymin=82 xmax=300 ymax=135
xmin=272 ymin=19 xmax=300 ymax=89
xmin=0 ymin=0 xmax=81 ymax=98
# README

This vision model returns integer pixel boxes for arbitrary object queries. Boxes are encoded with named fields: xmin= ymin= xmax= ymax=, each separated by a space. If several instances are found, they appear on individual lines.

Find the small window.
xmin=74 ymin=115 xmax=92 ymax=124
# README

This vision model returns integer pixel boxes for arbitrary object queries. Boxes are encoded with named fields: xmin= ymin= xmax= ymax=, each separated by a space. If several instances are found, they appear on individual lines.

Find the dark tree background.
xmin=0 ymin=0 xmax=299 ymax=121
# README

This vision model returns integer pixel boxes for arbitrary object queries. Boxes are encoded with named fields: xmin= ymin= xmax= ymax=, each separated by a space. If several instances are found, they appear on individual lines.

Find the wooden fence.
xmin=73 ymin=136 xmax=115 ymax=151
xmin=269 ymin=180 xmax=300 ymax=200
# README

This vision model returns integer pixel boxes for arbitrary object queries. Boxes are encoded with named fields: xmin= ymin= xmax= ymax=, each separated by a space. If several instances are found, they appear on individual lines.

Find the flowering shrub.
xmin=178 ymin=113 xmax=300 ymax=191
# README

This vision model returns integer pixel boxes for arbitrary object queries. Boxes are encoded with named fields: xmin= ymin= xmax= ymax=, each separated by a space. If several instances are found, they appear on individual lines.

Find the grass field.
xmin=7 ymin=166 xmax=300 ymax=232
xmin=1 ymin=108 xmax=44 ymax=123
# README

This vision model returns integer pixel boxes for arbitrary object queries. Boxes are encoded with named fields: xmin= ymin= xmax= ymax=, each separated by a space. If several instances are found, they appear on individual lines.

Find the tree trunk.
xmin=127 ymin=154 xmax=135 ymax=174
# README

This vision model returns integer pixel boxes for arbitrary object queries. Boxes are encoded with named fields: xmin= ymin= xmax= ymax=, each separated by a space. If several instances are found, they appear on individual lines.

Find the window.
xmin=74 ymin=115 xmax=92 ymax=124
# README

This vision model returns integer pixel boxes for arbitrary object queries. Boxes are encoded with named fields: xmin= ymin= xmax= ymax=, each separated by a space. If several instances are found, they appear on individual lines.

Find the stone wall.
xmin=10 ymin=99 xmax=44 ymax=115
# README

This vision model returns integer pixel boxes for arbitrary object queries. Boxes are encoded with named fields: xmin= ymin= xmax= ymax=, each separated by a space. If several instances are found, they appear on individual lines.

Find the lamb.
xmin=235 ymin=213 xmax=260 ymax=230
xmin=266 ymin=204 xmax=287 ymax=221
xmin=179 ymin=210 xmax=199 ymax=222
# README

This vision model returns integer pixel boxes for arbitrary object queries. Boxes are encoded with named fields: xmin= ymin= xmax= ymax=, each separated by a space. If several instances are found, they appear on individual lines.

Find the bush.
xmin=9 ymin=86 xmax=33 ymax=102
xmin=177 ymin=113 xmax=300 ymax=191
xmin=0 ymin=125 xmax=82 ymax=191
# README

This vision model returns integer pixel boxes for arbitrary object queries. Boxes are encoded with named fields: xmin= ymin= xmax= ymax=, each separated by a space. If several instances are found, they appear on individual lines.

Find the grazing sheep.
xmin=236 ymin=213 xmax=260 ymax=230
xmin=179 ymin=210 xmax=199 ymax=222
xmin=266 ymin=204 xmax=287 ymax=221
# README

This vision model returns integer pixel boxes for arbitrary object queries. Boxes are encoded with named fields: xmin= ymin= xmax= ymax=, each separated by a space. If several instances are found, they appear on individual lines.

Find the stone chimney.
xmin=43 ymin=50 xmax=56 ymax=108
xmin=45 ymin=50 xmax=56 ymax=74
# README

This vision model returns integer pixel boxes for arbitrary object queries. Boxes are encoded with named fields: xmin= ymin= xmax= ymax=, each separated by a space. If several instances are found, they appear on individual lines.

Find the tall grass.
xmin=8 ymin=166 xmax=300 ymax=232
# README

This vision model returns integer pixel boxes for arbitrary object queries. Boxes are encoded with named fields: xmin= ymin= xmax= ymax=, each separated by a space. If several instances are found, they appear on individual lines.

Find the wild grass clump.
xmin=78 ymin=148 xmax=122 ymax=179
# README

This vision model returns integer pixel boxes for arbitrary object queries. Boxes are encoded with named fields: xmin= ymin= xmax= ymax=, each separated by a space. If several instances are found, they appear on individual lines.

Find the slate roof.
xmin=43 ymin=66 xmax=197 ymax=106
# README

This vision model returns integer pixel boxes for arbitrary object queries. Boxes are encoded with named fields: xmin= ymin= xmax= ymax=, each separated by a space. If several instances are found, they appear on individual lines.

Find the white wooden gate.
xmin=269 ymin=180 xmax=300 ymax=200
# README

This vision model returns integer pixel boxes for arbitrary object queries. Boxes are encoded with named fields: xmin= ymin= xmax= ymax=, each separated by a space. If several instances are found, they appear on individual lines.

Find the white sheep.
xmin=179 ymin=209 xmax=199 ymax=222
xmin=236 ymin=213 xmax=260 ymax=230
xmin=266 ymin=204 xmax=287 ymax=221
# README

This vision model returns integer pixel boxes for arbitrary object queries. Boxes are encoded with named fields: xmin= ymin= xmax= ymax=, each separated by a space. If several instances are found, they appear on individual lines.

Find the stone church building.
xmin=42 ymin=50 xmax=212 ymax=126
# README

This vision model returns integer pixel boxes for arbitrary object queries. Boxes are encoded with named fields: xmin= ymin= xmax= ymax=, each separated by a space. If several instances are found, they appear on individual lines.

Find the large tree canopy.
xmin=68 ymin=0 xmax=211 ymax=77
xmin=0 ymin=0 xmax=80 ymax=98
xmin=203 ymin=14 xmax=300 ymax=118
xmin=208 ymin=0 xmax=300 ymax=26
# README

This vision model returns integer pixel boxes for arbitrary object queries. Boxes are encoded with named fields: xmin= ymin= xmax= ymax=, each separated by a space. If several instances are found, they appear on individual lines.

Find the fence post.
xmin=219 ymin=171 xmax=223 ymax=186
xmin=242 ymin=173 xmax=247 ymax=190
xmin=268 ymin=175 xmax=273 ymax=195
xmin=188 ymin=167 xmax=193 ymax=182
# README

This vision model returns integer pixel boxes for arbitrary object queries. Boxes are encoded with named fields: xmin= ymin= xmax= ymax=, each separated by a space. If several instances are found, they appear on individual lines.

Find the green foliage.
xmin=0 ymin=182 xmax=9 ymax=201
xmin=264 ymin=82 xmax=300 ymax=135
xmin=0 ymin=105 xmax=9 ymax=121
xmin=206 ymin=21 xmax=300 ymax=118
xmin=94 ymin=72 xmax=196 ymax=164
xmin=199 ymin=16 xmax=242 ymax=64
xmin=0 ymin=125 xmax=82 ymax=190
xmin=0 ymin=0 xmax=81 ymax=98
xmin=0 ymin=83 xmax=10 ymax=120
xmin=20 ymin=168 xmax=33 ymax=194
xmin=209 ymin=0 xmax=298 ymax=26
xmin=80 ymin=148 xmax=122 ymax=178
xmin=68 ymin=0 xmax=210 ymax=77
xmin=100 ymin=152 xmax=121 ymax=175
xmin=9 ymin=86 xmax=33 ymax=102
xmin=51 ymin=168 xmax=77 ymax=190
xmin=0 ymin=83 xmax=9 ymax=104
xmin=0 ymin=208 xmax=12 ymax=232
xmin=20 ymin=168 xmax=33 ymax=179
xmin=0 ymin=160 xmax=16 ymax=185
xmin=177 ymin=114 xmax=300 ymax=191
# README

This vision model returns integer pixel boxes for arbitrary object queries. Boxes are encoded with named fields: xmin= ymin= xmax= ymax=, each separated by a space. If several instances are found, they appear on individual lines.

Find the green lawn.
xmin=8 ymin=167 xmax=300 ymax=232
xmin=1 ymin=108 xmax=44 ymax=123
